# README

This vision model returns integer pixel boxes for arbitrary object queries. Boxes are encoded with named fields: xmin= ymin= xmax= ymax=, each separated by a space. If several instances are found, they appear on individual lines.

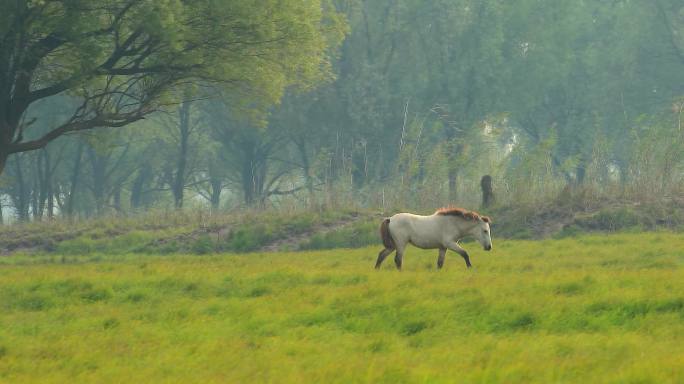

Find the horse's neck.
xmin=441 ymin=215 xmax=476 ymax=235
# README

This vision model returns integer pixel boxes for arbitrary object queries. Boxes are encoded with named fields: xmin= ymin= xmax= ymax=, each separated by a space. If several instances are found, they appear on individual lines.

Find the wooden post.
xmin=481 ymin=175 xmax=494 ymax=208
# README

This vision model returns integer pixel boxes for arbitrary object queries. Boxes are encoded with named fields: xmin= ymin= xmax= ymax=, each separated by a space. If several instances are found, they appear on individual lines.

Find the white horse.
xmin=376 ymin=207 xmax=492 ymax=270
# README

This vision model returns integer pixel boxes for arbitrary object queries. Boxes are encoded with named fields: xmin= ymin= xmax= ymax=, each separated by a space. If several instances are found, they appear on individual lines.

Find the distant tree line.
xmin=0 ymin=0 xmax=682 ymax=221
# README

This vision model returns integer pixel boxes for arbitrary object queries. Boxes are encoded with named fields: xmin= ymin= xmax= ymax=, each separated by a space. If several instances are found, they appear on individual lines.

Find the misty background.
xmin=1 ymin=1 xmax=683 ymax=223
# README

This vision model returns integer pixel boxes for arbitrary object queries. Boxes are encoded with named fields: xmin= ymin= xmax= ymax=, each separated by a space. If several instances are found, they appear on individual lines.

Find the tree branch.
xmin=8 ymin=114 xmax=145 ymax=154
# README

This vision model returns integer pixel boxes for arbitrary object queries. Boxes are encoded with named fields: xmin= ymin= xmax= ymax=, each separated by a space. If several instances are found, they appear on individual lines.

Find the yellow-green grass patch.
xmin=0 ymin=232 xmax=683 ymax=383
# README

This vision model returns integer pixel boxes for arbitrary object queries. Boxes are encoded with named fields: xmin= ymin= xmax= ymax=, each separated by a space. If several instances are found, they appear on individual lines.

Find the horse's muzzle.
xmin=484 ymin=245 xmax=492 ymax=251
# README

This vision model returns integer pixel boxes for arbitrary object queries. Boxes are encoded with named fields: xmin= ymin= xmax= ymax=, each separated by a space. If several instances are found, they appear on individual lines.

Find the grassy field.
xmin=0 ymin=232 xmax=683 ymax=383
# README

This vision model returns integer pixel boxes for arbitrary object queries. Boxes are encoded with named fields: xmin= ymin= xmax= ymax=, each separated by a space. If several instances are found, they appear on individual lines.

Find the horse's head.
xmin=470 ymin=216 xmax=492 ymax=251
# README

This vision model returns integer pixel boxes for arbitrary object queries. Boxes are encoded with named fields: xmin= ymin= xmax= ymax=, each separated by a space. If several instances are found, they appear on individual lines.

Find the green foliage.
xmin=555 ymin=224 xmax=583 ymax=239
xmin=301 ymin=220 xmax=378 ymax=250
xmin=1 ymin=0 xmax=347 ymax=177
xmin=55 ymin=231 xmax=160 ymax=255
xmin=191 ymin=235 xmax=215 ymax=255
xmin=575 ymin=208 xmax=642 ymax=232
xmin=219 ymin=215 xmax=316 ymax=252
xmin=483 ymin=210 xmax=538 ymax=239
xmin=3 ymin=0 xmax=684 ymax=219
xmin=221 ymin=225 xmax=274 ymax=252
xmin=2 ymin=206 xmax=683 ymax=258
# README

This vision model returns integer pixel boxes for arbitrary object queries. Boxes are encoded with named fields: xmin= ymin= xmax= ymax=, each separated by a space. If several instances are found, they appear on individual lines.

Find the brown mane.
xmin=435 ymin=206 xmax=492 ymax=223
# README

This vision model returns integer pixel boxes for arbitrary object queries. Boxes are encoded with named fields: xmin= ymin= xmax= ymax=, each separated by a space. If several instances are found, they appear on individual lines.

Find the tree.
xmin=157 ymin=99 xmax=200 ymax=209
xmin=209 ymin=114 xmax=297 ymax=207
xmin=0 ymin=0 xmax=346 ymax=175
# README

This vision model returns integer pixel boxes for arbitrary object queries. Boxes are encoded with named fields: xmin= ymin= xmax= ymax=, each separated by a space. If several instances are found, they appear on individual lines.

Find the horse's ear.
xmin=481 ymin=216 xmax=492 ymax=224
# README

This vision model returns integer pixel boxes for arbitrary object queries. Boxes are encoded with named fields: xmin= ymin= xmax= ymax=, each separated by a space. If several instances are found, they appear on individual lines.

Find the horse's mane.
xmin=435 ymin=206 xmax=491 ymax=223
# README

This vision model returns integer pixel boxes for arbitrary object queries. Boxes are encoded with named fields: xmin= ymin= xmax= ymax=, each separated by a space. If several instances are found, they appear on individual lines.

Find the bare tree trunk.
xmin=47 ymin=182 xmax=54 ymax=218
xmin=0 ymin=151 xmax=8 ymax=177
xmin=44 ymin=149 xmax=54 ymax=218
xmin=206 ymin=159 xmax=223 ymax=210
xmin=210 ymin=179 xmax=222 ymax=209
xmin=13 ymin=155 xmax=30 ymax=221
xmin=87 ymin=146 xmax=107 ymax=215
xmin=130 ymin=165 xmax=151 ymax=209
xmin=238 ymin=138 xmax=263 ymax=206
xmin=31 ymin=154 xmax=41 ymax=220
xmin=480 ymin=175 xmax=494 ymax=208
xmin=66 ymin=142 xmax=84 ymax=217
xmin=0 ymin=111 xmax=20 ymax=177
xmin=256 ymin=158 xmax=267 ymax=208
xmin=446 ymin=139 xmax=462 ymax=202
xmin=33 ymin=149 xmax=54 ymax=220
xmin=448 ymin=168 xmax=458 ymax=202
xmin=575 ymin=163 xmax=586 ymax=187
xmin=242 ymin=157 xmax=255 ymax=206
xmin=173 ymin=101 xmax=192 ymax=209
xmin=112 ymin=185 xmax=122 ymax=213
xmin=294 ymin=137 xmax=315 ymax=205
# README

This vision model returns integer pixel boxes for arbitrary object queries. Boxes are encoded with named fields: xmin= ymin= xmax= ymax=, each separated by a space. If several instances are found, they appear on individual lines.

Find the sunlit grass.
xmin=0 ymin=232 xmax=683 ymax=383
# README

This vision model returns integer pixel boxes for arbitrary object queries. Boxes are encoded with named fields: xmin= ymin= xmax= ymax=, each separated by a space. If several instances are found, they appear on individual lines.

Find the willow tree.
xmin=0 ymin=0 xmax=346 ymax=174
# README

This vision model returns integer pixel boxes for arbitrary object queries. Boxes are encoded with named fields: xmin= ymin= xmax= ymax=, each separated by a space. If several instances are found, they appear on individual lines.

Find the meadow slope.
xmin=0 ymin=232 xmax=683 ymax=383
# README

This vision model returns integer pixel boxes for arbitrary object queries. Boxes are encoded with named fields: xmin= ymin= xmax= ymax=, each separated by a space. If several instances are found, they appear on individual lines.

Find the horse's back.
xmin=388 ymin=212 xmax=425 ymax=231
xmin=388 ymin=213 xmax=446 ymax=249
xmin=389 ymin=212 xmax=423 ymax=222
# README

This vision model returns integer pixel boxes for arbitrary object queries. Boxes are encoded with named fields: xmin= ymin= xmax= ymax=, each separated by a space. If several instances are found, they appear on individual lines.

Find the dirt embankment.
xmin=491 ymin=199 xmax=684 ymax=239
xmin=0 ymin=201 xmax=681 ymax=255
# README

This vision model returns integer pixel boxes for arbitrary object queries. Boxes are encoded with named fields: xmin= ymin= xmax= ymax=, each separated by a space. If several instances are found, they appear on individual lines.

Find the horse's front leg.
xmin=446 ymin=241 xmax=471 ymax=268
xmin=437 ymin=247 xmax=446 ymax=269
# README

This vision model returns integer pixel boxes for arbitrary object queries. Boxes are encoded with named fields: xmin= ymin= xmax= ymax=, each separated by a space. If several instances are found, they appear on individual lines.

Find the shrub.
xmin=56 ymin=231 xmax=158 ymax=255
xmin=222 ymin=225 xmax=272 ymax=252
xmin=301 ymin=221 xmax=378 ymax=250
xmin=191 ymin=235 xmax=215 ymax=254
xmin=55 ymin=237 xmax=96 ymax=255
xmin=575 ymin=208 xmax=641 ymax=231
xmin=555 ymin=224 xmax=582 ymax=238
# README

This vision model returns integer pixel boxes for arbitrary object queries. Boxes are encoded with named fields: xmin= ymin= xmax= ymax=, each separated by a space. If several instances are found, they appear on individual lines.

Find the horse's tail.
xmin=379 ymin=218 xmax=395 ymax=249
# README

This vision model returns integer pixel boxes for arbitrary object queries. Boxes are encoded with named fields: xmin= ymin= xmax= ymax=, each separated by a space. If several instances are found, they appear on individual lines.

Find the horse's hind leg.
xmin=375 ymin=248 xmax=394 ymax=269
xmin=437 ymin=247 xmax=446 ymax=269
xmin=394 ymin=243 xmax=406 ymax=270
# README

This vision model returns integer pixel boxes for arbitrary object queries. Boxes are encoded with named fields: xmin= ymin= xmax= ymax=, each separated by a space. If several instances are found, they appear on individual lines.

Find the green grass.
xmin=300 ymin=219 xmax=378 ymax=250
xmin=0 ymin=209 xmax=362 ymax=255
xmin=0 ymin=232 xmax=683 ymax=383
